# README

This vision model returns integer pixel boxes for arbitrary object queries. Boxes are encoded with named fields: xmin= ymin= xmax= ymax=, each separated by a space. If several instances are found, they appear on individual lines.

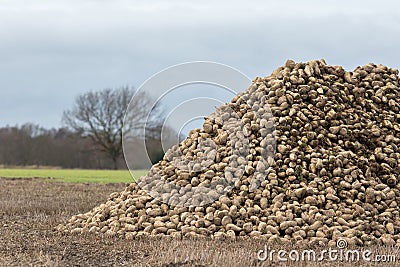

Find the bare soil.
xmin=0 ymin=178 xmax=398 ymax=266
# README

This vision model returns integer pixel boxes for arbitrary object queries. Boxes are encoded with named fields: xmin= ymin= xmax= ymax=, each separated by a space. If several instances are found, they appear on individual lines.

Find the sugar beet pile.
xmin=60 ymin=60 xmax=400 ymax=246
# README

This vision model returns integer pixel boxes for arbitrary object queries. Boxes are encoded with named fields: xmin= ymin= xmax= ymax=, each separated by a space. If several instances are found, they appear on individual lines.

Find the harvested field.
xmin=1 ymin=177 xmax=399 ymax=266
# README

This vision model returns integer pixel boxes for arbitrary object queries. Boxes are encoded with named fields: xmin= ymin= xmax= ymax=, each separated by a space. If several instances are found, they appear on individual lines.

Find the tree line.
xmin=0 ymin=124 xmax=113 ymax=169
xmin=0 ymin=87 xmax=177 ymax=169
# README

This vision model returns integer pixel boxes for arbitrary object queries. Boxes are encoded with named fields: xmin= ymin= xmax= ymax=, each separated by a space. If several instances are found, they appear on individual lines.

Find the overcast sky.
xmin=1 ymin=0 xmax=399 ymax=130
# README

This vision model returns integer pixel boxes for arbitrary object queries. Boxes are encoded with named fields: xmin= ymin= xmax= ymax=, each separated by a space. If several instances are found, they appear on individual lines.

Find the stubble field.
xmin=0 ymin=177 xmax=399 ymax=266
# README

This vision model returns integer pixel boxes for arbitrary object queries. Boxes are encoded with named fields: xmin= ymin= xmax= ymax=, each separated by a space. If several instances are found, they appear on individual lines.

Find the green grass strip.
xmin=0 ymin=168 xmax=148 ymax=183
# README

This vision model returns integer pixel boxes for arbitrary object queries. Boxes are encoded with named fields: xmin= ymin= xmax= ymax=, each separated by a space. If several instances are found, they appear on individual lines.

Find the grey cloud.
xmin=0 ymin=0 xmax=399 ymax=127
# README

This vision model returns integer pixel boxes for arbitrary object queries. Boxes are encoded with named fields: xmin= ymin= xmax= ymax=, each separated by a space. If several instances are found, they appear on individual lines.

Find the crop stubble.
xmin=3 ymin=178 xmax=399 ymax=266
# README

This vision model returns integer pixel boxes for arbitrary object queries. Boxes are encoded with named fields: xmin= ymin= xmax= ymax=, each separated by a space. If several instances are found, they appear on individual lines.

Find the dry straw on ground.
xmin=60 ymin=59 xmax=400 ymax=247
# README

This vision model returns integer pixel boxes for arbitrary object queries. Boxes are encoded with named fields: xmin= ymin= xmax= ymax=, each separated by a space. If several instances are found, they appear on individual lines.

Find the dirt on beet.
xmin=0 ymin=178 xmax=399 ymax=267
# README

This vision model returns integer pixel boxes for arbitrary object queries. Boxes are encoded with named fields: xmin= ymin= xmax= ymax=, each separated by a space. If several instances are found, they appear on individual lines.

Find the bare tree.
xmin=62 ymin=86 xmax=163 ymax=169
